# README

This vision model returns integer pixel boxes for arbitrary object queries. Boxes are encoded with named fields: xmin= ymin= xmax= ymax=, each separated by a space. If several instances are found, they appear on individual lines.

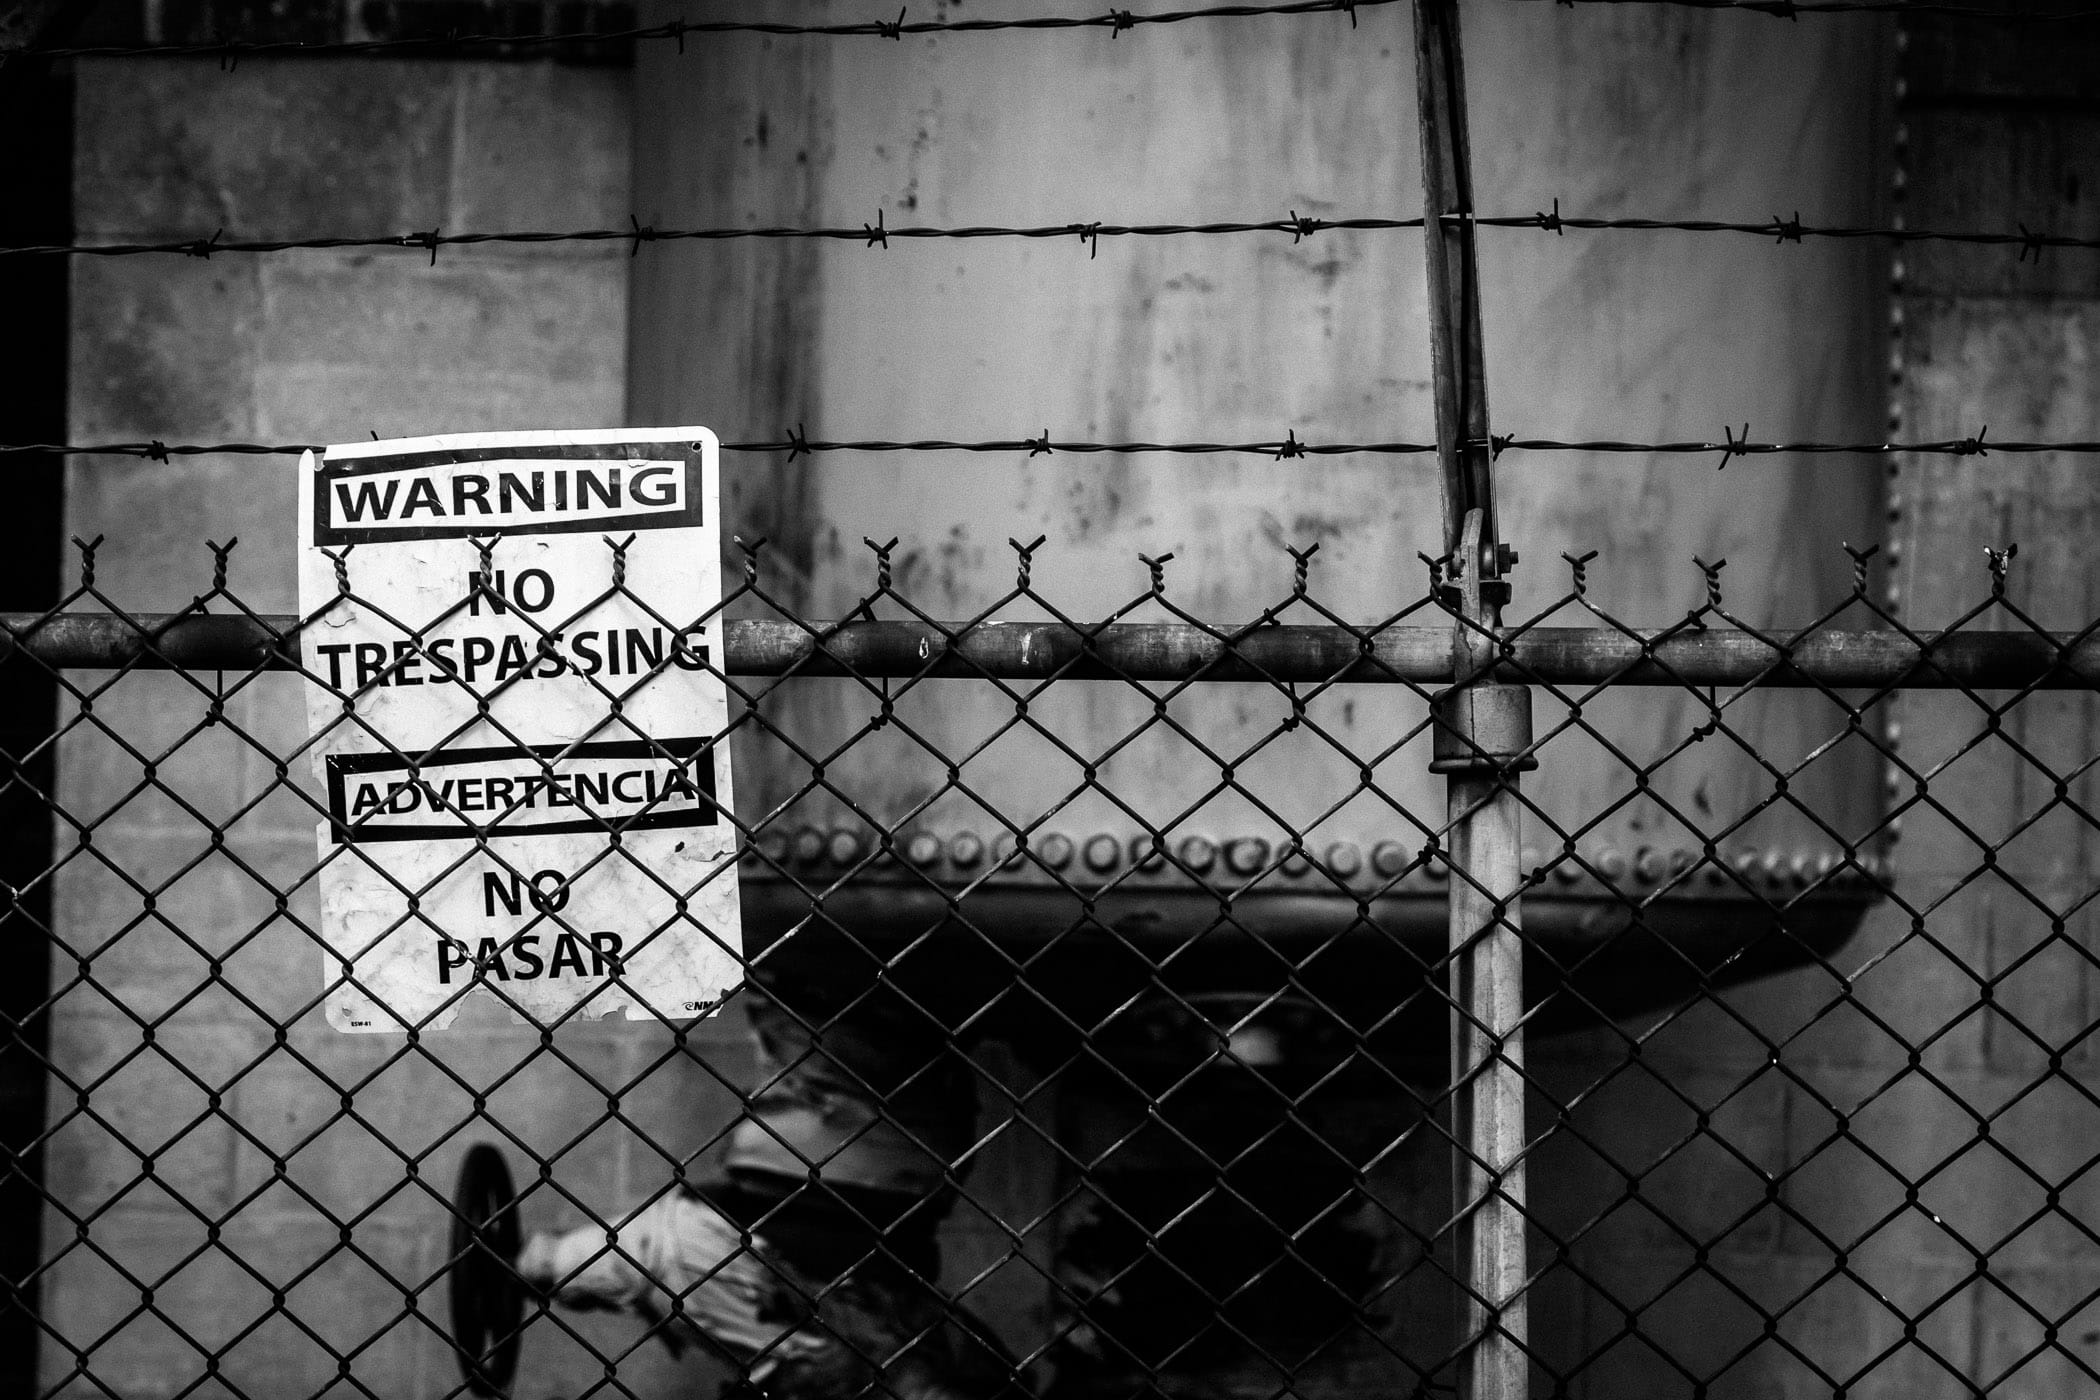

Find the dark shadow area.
xmin=0 ymin=46 xmax=71 ymax=1394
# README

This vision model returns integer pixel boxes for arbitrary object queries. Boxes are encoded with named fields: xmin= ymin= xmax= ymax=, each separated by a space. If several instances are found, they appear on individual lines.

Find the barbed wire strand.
xmin=9 ymin=0 xmax=1395 ymax=61
xmin=5 ymin=433 xmax=2092 ymax=461
xmin=4 ymin=210 xmax=2096 ymax=262
xmin=0 ymin=216 xmax=1419 ymax=261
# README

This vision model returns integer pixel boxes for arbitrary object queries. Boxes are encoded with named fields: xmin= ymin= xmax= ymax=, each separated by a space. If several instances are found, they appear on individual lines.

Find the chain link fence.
xmin=11 ymin=524 xmax=2097 ymax=1396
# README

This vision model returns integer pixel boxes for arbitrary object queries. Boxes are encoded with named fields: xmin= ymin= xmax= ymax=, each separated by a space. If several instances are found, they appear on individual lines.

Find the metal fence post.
xmin=1414 ymin=1 xmax=1529 ymax=1396
xmin=1434 ymin=605 xmax=1533 ymax=1400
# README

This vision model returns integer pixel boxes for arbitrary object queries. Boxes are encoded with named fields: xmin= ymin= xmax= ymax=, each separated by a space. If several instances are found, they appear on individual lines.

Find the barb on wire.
xmin=1715 ymin=423 xmax=1750 ymax=471
xmin=627 ymin=216 xmax=657 ymax=258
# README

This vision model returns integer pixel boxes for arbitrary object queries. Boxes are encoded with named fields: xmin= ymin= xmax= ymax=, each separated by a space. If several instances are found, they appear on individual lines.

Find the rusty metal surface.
xmin=14 ymin=608 xmax=2100 ymax=688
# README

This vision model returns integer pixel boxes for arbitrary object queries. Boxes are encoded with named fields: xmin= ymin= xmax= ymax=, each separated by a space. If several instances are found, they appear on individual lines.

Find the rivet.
xmin=826 ymin=829 xmax=864 ymax=865
xmin=1595 ymin=848 xmax=1629 ymax=881
xmin=1758 ymin=849 xmax=1790 ymax=884
xmin=1552 ymin=853 xmax=1582 ymax=883
xmin=758 ymin=830 xmax=790 ymax=865
xmin=1179 ymin=835 xmax=1218 ymax=872
xmin=792 ymin=826 xmax=826 ymax=865
xmin=1225 ymin=837 xmax=1269 ymax=877
xmin=1281 ymin=845 xmax=1311 ymax=877
xmin=1038 ymin=832 xmax=1075 ymax=870
xmin=1371 ymin=841 xmax=1410 ymax=878
xmin=1423 ymin=854 xmax=1448 ymax=881
xmin=904 ymin=832 xmax=943 ymax=867
xmin=1325 ymin=841 xmax=1363 ymax=878
xmin=1669 ymin=848 xmax=1697 ymax=876
xmin=950 ymin=831 xmax=985 ymax=867
xmin=1083 ymin=833 xmax=1121 ymax=873
xmin=1788 ymin=851 xmax=1816 ymax=885
xmin=1811 ymin=852 xmax=1839 ymax=882
xmin=991 ymin=833 xmax=1023 ymax=869
xmin=1128 ymin=835 xmax=1165 ymax=872
xmin=1635 ymin=847 xmax=1666 ymax=882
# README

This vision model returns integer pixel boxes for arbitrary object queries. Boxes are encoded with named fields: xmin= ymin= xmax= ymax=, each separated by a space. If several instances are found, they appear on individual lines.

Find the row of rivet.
xmin=746 ymin=828 xmax=1894 ymax=887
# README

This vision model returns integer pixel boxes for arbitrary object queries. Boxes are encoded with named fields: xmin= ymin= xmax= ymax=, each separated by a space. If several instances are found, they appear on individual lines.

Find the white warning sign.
xmin=296 ymin=428 xmax=742 ymax=1032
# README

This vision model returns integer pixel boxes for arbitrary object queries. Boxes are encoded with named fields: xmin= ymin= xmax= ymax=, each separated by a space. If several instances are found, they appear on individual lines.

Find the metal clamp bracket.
xmin=1430 ymin=684 xmax=1537 ymax=775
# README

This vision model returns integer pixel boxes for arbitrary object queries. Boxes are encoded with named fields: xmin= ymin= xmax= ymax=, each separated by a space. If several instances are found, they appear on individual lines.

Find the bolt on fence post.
xmin=1415 ymin=0 xmax=1529 ymax=1393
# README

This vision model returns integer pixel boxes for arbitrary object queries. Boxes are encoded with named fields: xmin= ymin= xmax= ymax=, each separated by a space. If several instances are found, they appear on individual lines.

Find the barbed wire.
xmin=7 ymin=0 xmax=2097 ymax=64
xmin=7 ymin=431 xmax=2095 ymax=462
xmin=5 ymin=0 xmax=1398 ymax=62
xmin=7 ymin=208 xmax=2095 ymax=262
xmin=0 ymin=216 xmax=1422 ymax=261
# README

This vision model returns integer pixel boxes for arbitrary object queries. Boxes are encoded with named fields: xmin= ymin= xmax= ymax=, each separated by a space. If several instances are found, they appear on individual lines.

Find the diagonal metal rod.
xmin=1416 ymin=1 xmax=1527 ymax=1395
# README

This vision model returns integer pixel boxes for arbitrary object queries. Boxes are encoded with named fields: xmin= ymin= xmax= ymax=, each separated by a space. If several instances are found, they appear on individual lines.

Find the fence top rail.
xmin=6 ymin=611 xmax=2094 ymax=690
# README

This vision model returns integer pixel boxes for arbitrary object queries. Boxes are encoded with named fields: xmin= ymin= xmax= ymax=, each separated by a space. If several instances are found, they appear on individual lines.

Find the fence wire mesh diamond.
xmin=8 ymin=526 xmax=2095 ymax=1397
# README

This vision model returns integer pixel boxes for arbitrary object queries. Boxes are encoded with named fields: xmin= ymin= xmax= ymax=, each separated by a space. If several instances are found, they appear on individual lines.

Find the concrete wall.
xmin=630 ymin=1 xmax=1890 ymax=875
xmin=44 ymin=55 xmax=753 ymax=1398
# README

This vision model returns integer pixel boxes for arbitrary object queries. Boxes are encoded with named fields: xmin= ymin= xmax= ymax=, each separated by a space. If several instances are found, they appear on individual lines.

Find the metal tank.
xmin=625 ymin=2 xmax=1889 ymax=1392
xmin=629 ymin=1 xmax=1888 ymax=1039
